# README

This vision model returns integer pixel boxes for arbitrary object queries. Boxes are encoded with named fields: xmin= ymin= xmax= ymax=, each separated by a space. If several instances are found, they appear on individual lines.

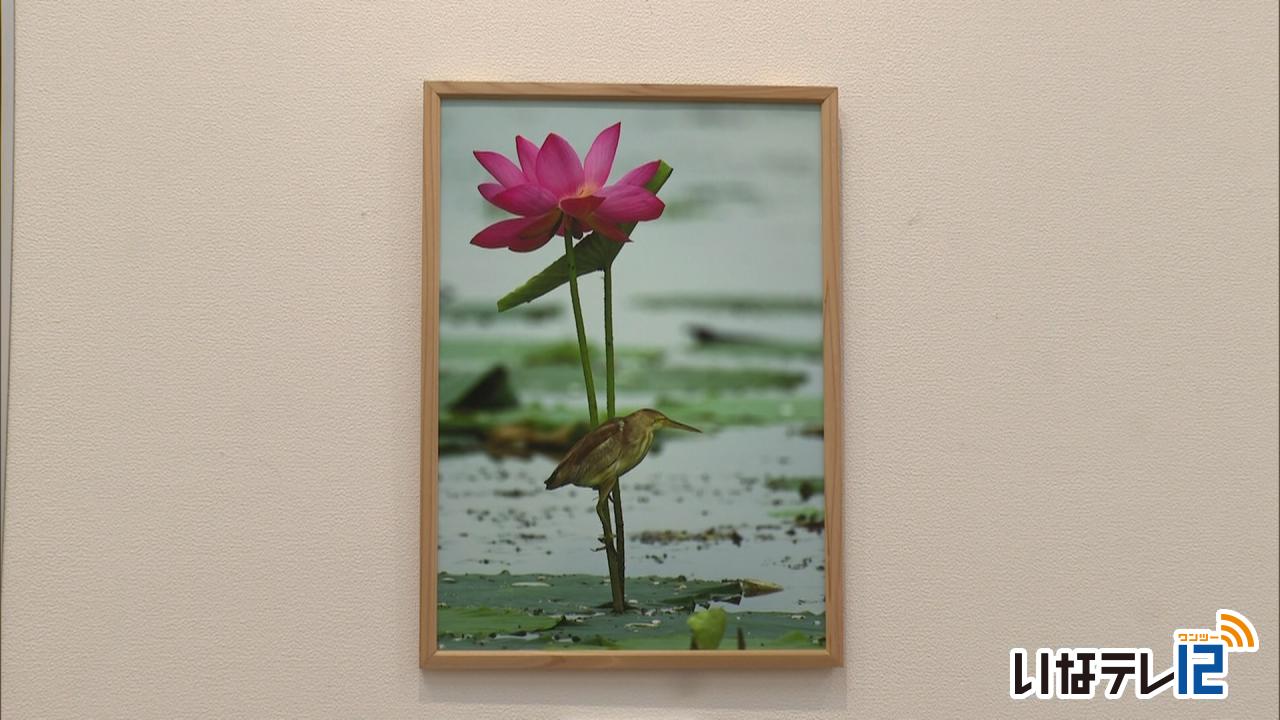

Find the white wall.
xmin=3 ymin=2 xmax=1277 ymax=717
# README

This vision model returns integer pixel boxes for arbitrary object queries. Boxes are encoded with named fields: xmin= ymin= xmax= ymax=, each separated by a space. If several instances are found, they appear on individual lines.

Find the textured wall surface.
xmin=3 ymin=1 xmax=1277 ymax=717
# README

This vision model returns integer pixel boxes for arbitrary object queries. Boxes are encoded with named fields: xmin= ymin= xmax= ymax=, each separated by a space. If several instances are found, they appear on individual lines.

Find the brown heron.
xmin=544 ymin=408 xmax=701 ymax=610
xmin=544 ymin=408 xmax=702 ymax=493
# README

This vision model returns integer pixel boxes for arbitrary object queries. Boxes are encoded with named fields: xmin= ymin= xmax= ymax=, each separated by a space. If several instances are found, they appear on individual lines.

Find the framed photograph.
xmin=421 ymin=82 xmax=843 ymax=669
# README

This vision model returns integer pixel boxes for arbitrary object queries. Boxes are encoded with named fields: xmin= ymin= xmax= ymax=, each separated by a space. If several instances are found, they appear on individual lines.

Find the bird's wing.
xmin=545 ymin=420 xmax=624 ymax=489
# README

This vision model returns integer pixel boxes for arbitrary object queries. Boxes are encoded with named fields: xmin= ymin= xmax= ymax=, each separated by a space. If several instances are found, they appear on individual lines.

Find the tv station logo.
xmin=1010 ymin=609 xmax=1259 ymax=700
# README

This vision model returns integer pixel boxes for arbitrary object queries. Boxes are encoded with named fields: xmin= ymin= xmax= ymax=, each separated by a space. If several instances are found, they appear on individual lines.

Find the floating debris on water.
xmin=634 ymin=526 xmax=745 ymax=547
xmin=636 ymin=293 xmax=821 ymax=315
xmin=763 ymin=475 xmax=824 ymax=501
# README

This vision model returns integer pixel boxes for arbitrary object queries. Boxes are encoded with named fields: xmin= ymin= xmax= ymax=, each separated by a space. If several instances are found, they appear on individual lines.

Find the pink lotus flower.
xmin=471 ymin=123 xmax=665 ymax=252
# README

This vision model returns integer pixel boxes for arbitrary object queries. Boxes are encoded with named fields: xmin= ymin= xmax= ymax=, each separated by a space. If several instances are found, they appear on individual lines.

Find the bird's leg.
xmin=595 ymin=487 xmax=625 ymax=613
xmin=610 ymin=479 xmax=625 ymax=598
xmin=595 ymin=490 xmax=615 ymax=553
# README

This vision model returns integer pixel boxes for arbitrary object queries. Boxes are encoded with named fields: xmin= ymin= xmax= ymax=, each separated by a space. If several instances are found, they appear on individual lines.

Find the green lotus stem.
xmin=604 ymin=261 xmax=625 ymax=599
xmin=605 ymin=263 xmax=615 ymax=421
xmin=564 ymin=230 xmax=622 ymax=612
xmin=596 ymin=486 xmax=625 ymax=613
xmin=611 ymin=484 xmax=625 ymax=598
xmin=563 ymin=232 xmax=599 ymax=427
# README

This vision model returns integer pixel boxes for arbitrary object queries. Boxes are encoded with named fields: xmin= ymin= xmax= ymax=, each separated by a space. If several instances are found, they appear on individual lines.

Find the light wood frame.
xmin=422 ymin=82 xmax=843 ymax=670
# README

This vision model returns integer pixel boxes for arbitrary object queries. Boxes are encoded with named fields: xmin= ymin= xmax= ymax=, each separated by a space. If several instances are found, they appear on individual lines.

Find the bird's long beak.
xmin=662 ymin=417 xmax=702 ymax=433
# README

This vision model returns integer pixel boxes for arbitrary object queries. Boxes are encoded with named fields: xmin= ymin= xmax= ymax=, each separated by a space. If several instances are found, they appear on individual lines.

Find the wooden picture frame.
xmin=422 ymin=82 xmax=843 ymax=670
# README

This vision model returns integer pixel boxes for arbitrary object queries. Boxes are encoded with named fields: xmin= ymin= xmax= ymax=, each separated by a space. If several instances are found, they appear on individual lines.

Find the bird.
xmin=545 ymin=408 xmax=701 ymax=612
xmin=544 ymin=408 xmax=702 ymax=493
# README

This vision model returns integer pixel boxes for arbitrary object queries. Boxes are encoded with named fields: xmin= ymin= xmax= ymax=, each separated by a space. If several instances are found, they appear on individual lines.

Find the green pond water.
xmin=436 ymin=311 xmax=829 ymax=647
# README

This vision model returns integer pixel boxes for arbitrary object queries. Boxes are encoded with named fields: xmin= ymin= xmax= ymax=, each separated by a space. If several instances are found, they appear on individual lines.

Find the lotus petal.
xmin=615 ymin=160 xmax=660 ymax=187
xmin=536 ymin=133 xmax=585 ymax=197
xmin=559 ymin=194 xmax=605 ymax=221
xmin=474 ymin=150 xmax=526 ymax=188
xmin=583 ymin=122 xmax=620 ymax=189
xmin=596 ymin=184 xmax=665 ymax=223
xmin=491 ymin=184 xmax=557 ymax=216
xmin=515 ymin=136 xmax=540 ymax=181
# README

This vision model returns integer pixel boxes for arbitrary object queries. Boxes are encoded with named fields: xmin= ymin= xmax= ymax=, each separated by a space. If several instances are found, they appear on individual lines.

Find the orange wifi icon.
xmin=1217 ymin=610 xmax=1258 ymax=652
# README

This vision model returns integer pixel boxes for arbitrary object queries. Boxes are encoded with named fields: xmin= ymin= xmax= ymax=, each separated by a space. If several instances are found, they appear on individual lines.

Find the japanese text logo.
xmin=1010 ymin=609 xmax=1259 ymax=700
